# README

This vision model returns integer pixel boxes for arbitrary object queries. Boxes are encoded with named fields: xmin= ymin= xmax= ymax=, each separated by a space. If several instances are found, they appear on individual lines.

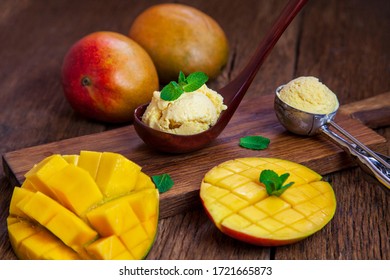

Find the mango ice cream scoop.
xmin=278 ymin=76 xmax=339 ymax=114
xmin=142 ymin=84 xmax=227 ymax=135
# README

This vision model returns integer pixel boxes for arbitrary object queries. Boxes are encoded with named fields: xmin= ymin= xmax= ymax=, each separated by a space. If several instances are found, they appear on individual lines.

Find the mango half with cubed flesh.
xmin=7 ymin=151 xmax=159 ymax=260
xmin=200 ymin=158 xmax=336 ymax=246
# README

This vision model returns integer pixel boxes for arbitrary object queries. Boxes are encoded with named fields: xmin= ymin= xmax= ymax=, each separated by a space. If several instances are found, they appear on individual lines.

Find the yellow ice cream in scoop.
xmin=142 ymin=84 xmax=227 ymax=135
xmin=278 ymin=76 xmax=339 ymax=114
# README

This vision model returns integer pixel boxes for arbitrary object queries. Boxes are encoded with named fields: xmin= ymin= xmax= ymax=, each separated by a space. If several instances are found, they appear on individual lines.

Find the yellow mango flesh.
xmin=46 ymin=164 xmax=104 ymax=216
xmin=24 ymin=154 xmax=69 ymax=199
xmin=86 ymin=235 xmax=133 ymax=260
xmin=62 ymin=154 xmax=79 ymax=165
xmin=7 ymin=218 xmax=79 ymax=260
xmin=77 ymin=150 xmax=101 ymax=180
xmin=8 ymin=151 xmax=159 ymax=260
xmin=200 ymin=157 xmax=336 ymax=246
xmin=95 ymin=152 xmax=141 ymax=197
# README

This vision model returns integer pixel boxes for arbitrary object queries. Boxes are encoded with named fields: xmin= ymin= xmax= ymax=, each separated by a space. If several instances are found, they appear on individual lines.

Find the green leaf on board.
xmin=151 ymin=173 xmax=174 ymax=193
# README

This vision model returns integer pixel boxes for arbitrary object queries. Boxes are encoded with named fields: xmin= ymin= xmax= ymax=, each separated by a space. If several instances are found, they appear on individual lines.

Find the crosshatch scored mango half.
xmin=200 ymin=157 xmax=337 ymax=246
xmin=7 ymin=151 xmax=159 ymax=260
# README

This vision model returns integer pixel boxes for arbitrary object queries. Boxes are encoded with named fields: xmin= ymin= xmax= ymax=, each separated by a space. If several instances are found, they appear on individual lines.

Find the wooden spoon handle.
xmin=339 ymin=92 xmax=390 ymax=129
xmin=220 ymin=0 xmax=309 ymax=103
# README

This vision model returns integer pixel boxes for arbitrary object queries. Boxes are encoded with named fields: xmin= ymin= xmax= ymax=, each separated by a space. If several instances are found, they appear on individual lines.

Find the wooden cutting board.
xmin=3 ymin=93 xmax=389 ymax=219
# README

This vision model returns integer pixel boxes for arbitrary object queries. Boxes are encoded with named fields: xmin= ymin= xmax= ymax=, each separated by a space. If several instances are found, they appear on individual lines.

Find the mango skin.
xmin=7 ymin=151 xmax=159 ymax=260
xmin=200 ymin=157 xmax=337 ymax=246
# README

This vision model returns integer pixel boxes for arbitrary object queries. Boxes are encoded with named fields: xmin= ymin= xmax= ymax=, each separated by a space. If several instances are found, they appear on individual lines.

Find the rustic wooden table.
xmin=0 ymin=0 xmax=389 ymax=260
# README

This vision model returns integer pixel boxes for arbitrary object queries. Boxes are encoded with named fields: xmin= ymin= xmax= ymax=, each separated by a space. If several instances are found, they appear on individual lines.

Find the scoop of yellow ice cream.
xmin=142 ymin=84 xmax=227 ymax=135
xmin=278 ymin=76 xmax=339 ymax=114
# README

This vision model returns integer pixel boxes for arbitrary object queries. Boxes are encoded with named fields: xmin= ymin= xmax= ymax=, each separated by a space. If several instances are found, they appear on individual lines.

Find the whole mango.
xmin=129 ymin=3 xmax=229 ymax=83
xmin=61 ymin=31 xmax=159 ymax=123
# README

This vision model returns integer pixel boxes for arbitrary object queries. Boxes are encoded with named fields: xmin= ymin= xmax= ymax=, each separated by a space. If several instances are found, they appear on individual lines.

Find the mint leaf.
xmin=279 ymin=173 xmax=290 ymax=183
xmin=159 ymin=71 xmax=209 ymax=101
xmin=152 ymin=173 xmax=174 ymax=193
xmin=178 ymin=71 xmax=187 ymax=85
xmin=160 ymin=81 xmax=184 ymax=101
xmin=182 ymin=72 xmax=209 ymax=92
xmin=259 ymin=169 xmax=294 ymax=196
xmin=239 ymin=136 xmax=270 ymax=150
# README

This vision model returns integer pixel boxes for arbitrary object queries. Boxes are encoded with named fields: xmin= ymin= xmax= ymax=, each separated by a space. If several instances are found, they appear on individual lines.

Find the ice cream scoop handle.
xmin=320 ymin=121 xmax=390 ymax=189
xmin=328 ymin=120 xmax=390 ymax=168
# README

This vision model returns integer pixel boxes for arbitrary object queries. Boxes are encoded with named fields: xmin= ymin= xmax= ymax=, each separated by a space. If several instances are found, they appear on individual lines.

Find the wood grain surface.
xmin=0 ymin=0 xmax=389 ymax=260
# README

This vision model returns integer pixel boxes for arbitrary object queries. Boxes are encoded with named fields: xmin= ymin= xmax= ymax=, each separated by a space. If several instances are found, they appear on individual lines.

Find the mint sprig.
xmin=160 ymin=71 xmax=209 ymax=101
xmin=239 ymin=135 xmax=270 ymax=150
xmin=151 ymin=173 xmax=174 ymax=193
xmin=259 ymin=169 xmax=294 ymax=196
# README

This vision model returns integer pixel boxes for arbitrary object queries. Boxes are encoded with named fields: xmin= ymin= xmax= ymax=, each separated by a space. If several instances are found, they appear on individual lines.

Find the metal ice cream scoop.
xmin=274 ymin=85 xmax=390 ymax=190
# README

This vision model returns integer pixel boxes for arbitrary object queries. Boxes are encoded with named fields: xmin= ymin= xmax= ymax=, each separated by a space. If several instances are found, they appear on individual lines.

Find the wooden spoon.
xmin=133 ymin=0 xmax=309 ymax=153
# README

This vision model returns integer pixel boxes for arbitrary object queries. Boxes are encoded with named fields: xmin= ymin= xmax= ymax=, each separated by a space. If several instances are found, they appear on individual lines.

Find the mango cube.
xmin=7 ymin=219 xmax=79 ymax=260
xmin=77 ymin=150 xmax=102 ymax=180
xmin=134 ymin=172 xmax=156 ymax=191
xmin=24 ymin=154 xmax=69 ymax=198
xmin=18 ymin=191 xmax=98 ymax=253
xmin=86 ymin=235 xmax=132 ymax=260
xmin=46 ymin=164 xmax=103 ymax=216
xmin=19 ymin=230 xmax=64 ymax=260
xmin=7 ymin=219 xmax=42 ymax=256
xmin=8 ymin=187 xmax=34 ymax=219
xmin=124 ymin=189 xmax=159 ymax=222
xmin=20 ymin=179 xmax=37 ymax=191
xmin=95 ymin=152 xmax=141 ymax=197
xmin=86 ymin=197 xmax=140 ymax=236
